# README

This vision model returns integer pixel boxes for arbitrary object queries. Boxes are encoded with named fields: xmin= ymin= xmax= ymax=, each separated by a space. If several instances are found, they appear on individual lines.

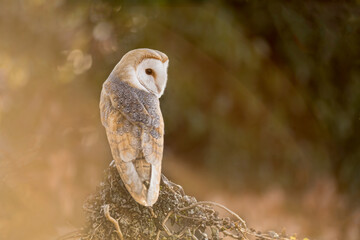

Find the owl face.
xmin=136 ymin=58 xmax=169 ymax=97
xmin=114 ymin=49 xmax=169 ymax=98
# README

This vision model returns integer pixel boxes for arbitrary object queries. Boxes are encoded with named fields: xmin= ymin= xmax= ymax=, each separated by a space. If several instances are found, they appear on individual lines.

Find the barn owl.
xmin=99 ymin=49 xmax=168 ymax=206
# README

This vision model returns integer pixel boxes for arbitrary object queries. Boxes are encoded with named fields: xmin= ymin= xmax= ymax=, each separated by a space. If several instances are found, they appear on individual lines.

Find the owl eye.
xmin=145 ymin=68 xmax=153 ymax=75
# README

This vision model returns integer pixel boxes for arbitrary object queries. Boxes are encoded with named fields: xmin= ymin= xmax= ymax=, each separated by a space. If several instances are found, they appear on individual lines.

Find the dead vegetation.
xmin=61 ymin=162 xmax=300 ymax=240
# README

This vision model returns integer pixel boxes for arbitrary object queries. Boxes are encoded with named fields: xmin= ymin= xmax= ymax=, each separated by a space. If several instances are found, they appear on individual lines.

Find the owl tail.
xmin=134 ymin=157 xmax=151 ymax=183
xmin=146 ymin=161 xmax=162 ymax=206
xmin=114 ymin=157 xmax=161 ymax=206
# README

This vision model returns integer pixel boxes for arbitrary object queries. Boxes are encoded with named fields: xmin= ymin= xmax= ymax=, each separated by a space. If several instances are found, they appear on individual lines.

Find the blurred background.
xmin=1 ymin=0 xmax=360 ymax=239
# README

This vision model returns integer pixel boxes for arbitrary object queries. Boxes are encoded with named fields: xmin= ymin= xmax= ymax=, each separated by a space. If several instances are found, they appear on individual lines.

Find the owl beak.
xmin=139 ymin=80 xmax=160 ymax=97
xmin=155 ymin=83 xmax=162 ymax=95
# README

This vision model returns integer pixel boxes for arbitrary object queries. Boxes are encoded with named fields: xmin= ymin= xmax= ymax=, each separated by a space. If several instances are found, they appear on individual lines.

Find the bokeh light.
xmin=0 ymin=1 xmax=359 ymax=240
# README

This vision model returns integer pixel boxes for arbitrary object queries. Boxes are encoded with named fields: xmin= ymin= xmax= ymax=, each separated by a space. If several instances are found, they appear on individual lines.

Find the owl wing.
xmin=140 ymin=106 xmax=164 ymax=205
xmin=100 ymin=78 xmax=163 ymax=206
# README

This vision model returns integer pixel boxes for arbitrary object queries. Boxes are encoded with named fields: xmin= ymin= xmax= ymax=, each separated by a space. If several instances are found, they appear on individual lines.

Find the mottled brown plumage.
xmin=100 ymin=49 xmax=168 ymax=206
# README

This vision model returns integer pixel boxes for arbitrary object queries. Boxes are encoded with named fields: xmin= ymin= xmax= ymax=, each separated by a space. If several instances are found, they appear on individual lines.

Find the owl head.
xmin=112 ymin=48 xmax=169 ymax=98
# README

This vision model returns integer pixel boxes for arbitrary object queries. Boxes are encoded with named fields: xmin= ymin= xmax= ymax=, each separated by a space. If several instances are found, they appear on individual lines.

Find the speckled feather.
xmin=100 ymin=74 xmax=164 ymax=206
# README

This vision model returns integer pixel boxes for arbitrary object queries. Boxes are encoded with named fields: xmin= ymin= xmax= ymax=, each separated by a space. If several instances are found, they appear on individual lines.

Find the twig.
xmin=156 ymin=230 xmax=161 ymax=240
xmin=176 ymin=213 xmax=203 ymax=221
xmin=162 ymin=210 xmax=174 ymax=236
xmin=174 ymin=227 xmax=187 ymax=238
xmin=89 ymin=223 xmax=103 ymax=240
xmin=103 ymin=204 xmax=124 ymax=240
xmin=223 ymin=230 xmax=242 ymax=239
xmin=179 ymin=201 xmax=247 ymax=227
xmin=149 ymin=207 xmax=157 ymax=218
